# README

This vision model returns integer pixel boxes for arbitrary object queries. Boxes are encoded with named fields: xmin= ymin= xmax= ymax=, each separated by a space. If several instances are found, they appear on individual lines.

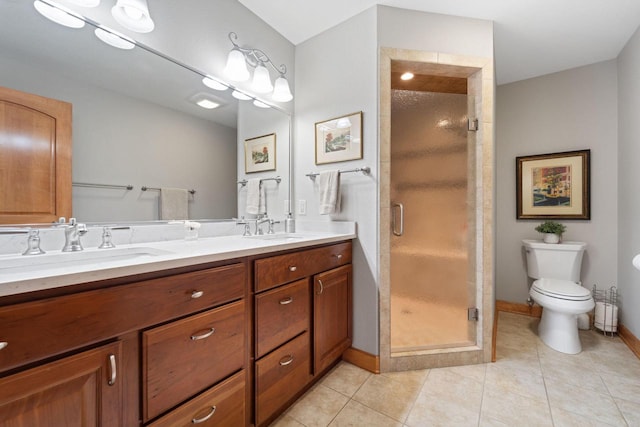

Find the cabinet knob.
xmin=289 ymin=266 xmax=297 ymax=272
xmin=192 ymin=406 xmax=216 ymax=424
xmin=0 ymin=342 xmax=7 ymax=350
xmin=191 ymin=290 xmax=204 ymax=299
xmin=279 ymin=297 xmax=294 ymax=305
xmin=279 ymin=355 xmax=294 ymax=366
xmin=190 ymin=328 xmax=215 ymax=341
xmin=334 ymin=254 xmax=343 ymax=260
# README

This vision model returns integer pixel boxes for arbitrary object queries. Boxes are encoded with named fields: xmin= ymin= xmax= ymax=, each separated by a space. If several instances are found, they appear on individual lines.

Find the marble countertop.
xmin=0 ymin=229 xmax=356 ymax=297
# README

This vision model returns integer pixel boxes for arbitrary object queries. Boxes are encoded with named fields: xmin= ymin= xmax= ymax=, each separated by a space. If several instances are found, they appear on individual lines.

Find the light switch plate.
xmin=298 ymin=199 xmax=307 ymax=215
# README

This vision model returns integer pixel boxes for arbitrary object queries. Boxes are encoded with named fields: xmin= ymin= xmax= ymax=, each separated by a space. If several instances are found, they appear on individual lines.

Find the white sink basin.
xmin=0 ymin=247 xmax=173 ymax=273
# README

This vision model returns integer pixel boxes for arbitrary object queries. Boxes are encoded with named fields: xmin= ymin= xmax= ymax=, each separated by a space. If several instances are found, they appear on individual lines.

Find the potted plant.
xmin=535 ymin=220 xmax=567 ymax=244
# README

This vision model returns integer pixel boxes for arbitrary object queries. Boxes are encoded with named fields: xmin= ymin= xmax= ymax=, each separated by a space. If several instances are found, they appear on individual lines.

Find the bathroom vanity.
xmin=0 ymin=231 xmax=353 ymax=426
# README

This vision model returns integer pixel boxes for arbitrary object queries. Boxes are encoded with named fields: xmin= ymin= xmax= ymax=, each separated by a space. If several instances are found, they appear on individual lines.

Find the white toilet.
xmin=523 ymin=239 xmax=594 ymax=354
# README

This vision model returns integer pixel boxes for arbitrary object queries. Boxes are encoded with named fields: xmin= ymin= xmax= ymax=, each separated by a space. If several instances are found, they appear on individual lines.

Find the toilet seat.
xmin=532 ymin=278 xmax=591 ymax=301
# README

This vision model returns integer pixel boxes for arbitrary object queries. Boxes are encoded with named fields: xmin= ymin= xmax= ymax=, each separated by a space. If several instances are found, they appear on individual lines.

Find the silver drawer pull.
xmin=0 ymin=342 xmax=7 ymax=351
xmin=190 ymin=328 xmax=215 ymax=341
xmin=108 ymin=354 xmax=117 ymax=386
xmin=191 ymin=290 xmax=204 ymax=299
xmin=289 ymin=266 xmax=297 ymax=272
xmin=192 ymin=406 xmax=216 ymax=424
xmin=334 ymin=254 xmax=343 ymax=259
xmin=279 ymin=297 xmax=293 ymax=305
xmin=279 ymin=355 xmax=294 ymax=366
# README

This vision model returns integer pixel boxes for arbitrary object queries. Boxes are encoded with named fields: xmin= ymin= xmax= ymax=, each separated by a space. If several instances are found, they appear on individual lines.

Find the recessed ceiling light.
xmin=188 ymin=93 xmax=224 ymax=110
xmin=196 ymin=99 xmax=220 ymax=109
xmin=33 ymin=0 xmax=86 ymax=29
xmin=400 ymin=72 xmax=414 ymax=80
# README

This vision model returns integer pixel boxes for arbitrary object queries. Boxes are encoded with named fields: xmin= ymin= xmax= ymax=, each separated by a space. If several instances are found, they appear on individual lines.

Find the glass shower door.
xmin=390 ymin=90 xmax=476 ymax=354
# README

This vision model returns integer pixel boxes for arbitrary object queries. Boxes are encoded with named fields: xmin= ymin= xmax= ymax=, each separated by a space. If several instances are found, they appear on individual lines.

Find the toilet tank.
xmin=523 ymin=239 xmax=586 ymax=281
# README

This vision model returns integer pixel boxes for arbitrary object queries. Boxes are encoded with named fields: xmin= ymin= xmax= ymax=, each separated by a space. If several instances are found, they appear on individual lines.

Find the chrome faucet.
xmin=62 ymin=218 xmax=87 ymax=252
xmin=235 ymin=217 xmax=252 ymax=236
xmin=255 ymin=215 xmax=270 ymax=235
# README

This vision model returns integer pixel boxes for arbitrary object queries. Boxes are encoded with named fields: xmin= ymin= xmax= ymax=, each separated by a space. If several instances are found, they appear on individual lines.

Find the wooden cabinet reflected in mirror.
xmin=0 ymin=86 xmax=71 ymax=224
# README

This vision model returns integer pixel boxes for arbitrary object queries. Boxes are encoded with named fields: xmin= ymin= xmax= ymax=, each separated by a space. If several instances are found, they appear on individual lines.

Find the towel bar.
xmin=306 ymin=167 xmax=370 ymax=179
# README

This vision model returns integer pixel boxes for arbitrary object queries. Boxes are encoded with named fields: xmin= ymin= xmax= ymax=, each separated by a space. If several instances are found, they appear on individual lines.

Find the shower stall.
xmin=390 ymin=90 xmax=475 ymax=353
xmin=379 ymin=50 xmax=494 ymax=371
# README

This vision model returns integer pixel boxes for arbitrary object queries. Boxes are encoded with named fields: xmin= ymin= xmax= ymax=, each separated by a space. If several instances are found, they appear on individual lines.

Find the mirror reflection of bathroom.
xmin=390 ymin=61 xmax=477 ymax=353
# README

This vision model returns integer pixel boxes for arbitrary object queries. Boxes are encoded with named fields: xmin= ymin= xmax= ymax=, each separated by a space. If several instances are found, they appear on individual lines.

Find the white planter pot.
xmin=543 ymin=233 xmax=560 ymax=244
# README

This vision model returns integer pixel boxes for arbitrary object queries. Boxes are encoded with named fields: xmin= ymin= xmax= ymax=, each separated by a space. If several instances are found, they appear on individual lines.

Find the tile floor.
xmin=271 ymin=312 xmax=640 ymax=426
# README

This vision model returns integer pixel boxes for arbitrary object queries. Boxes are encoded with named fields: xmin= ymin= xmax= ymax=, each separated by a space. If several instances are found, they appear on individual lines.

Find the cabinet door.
xmin=313 ymin=265 xmax=352 ymax=374
xmin=0 ymin=86 xmax=72 ymax=224
xmin=0 ymin=341 xmax=122 ymax=427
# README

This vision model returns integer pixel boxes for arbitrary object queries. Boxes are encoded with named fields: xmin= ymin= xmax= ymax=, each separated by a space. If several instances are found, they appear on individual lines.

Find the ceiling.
xmin=239 ymin=0 xmax=640 ymax=85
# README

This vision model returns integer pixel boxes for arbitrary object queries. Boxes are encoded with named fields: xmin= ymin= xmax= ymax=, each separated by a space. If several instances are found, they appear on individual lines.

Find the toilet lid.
xmin=532 ymin=278 xmax=592 ymax=300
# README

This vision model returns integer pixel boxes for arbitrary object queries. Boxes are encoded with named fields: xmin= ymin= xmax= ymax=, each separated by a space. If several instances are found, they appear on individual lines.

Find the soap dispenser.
xmin=284 ymin=213 xmax=295 ymax=233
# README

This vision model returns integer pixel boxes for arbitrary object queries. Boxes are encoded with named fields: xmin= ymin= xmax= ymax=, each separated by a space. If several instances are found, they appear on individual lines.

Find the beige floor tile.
xmin=442 ymin=362 xmax=487 ymax=383
xmin=286 ymin=385 xmax=349 ymax=427
xmin=485 ymin=362 xmax=547 ymax=401
xmin=405 ymin=368 xmax=483 ymax=427
xmin=602 ymin=371 xmax=640 ymax=403
xmin=539 ymin=357 xmax=606 ymax=393
xmin=269 ymin=413 xmax=306 ymax=427
xmin=479 ymin=414 xmax=513 ymax=426
xmin=481 ymin=386 xmax=552 ymax=426
xmin=545 ymin=378 xmax=628 ymax=426
xmin=550 ymin=406 xmax=620 ymax=427
xmin=352 ymin=373 xmax=421 ymax=422
xmin=321 ymin=361 xmax=372 ymax=397
xmin=615 ymin=397 xmax=640 ymax=426
xmin=379 ymin=367 xmax=429 ymax=389
xmin=328 ymin=400 xmax=403 ymax=427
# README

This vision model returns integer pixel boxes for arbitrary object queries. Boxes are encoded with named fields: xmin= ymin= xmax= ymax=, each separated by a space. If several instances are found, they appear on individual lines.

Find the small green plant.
xmin=535 ymin=220 xmax=566 ymax=235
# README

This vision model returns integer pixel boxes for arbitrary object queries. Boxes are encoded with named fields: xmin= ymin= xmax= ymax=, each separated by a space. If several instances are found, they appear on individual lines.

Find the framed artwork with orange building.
xmin=516 ymin=149 xmax=590 ymax=220
xmin=245 ymin=133 xmax=276 ymax=173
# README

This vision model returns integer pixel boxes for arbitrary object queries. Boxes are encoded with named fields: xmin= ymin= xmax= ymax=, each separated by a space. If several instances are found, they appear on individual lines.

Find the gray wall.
xmin=617 ymin=26 xmax=640 ymax=338
xmin=496 ymin=60 xmax=619 ymax=303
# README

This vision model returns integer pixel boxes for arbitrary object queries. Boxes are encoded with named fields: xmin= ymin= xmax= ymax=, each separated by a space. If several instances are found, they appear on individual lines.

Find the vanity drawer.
xmin=255 ymin=278 xmax=310 ymax=358
xmin=254 ymin=241 xmax=351 ymax=292
xmin=148 ymin=370 xmax=246 ymax=427
xmin=0 ymin=263 xmax=245 ymax=373
xmin=143 ymin=300 xmax=245 ymax=421
xmin=255 ymin=332 xmax=311 ymax=426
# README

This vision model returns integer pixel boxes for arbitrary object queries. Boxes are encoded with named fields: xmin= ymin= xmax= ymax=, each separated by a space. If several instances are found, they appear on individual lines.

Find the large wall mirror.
xmin=0 ymin=0 xmax=291 ymax=224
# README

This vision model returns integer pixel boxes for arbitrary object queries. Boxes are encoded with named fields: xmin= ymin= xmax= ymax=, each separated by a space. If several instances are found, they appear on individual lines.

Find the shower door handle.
xmin=392 ymin=202 xmax=404 ymax=236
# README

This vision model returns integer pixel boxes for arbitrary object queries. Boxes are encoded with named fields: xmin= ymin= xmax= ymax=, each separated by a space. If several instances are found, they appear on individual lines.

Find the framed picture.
xmin=244 ymin=133 xmax=276 ymax=173
xmin=315 ymin=111 xmax=363 ymax=165
xmin=516 ymin=149 xmax=590 ymax=220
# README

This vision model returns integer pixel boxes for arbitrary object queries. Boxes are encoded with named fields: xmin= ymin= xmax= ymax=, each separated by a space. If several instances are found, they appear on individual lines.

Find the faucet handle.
xmin=99 ymin=227 xmax=115 ymax=249
xmin=22 ymin=230 xmax=45 ymax=256
xmin=267 ymin=219 xmax=280 ymax=234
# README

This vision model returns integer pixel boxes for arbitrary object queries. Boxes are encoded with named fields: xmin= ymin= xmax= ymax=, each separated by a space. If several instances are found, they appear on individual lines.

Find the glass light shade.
xmin=253 ymin=99 xmax=270 ymax=109
xmin=34 ymin=0 xmax=85 ymax=29
xmin=272 ymin=75 xmax=293 ymax=102
xmin=94 ymin=26 xmax=135 ymax=50
xmin=202 ymin=76 xmax=228 ymax=91
xmin=67 ymin=0 xmax=100 ymax=6
xmin=251 ymin=64 xmax=273 ymax=93
xmin=111 ymin=0 xmax=155 ymax=33
xmin=231 ymin=90 xmax=252 ymax=101
xmin=224 ymin=49 xmax=250 ymax=82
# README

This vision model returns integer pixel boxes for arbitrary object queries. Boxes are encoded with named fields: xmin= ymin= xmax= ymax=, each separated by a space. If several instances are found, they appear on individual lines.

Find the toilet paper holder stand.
xmin=592 ymin=285 xmax=618 ymax=336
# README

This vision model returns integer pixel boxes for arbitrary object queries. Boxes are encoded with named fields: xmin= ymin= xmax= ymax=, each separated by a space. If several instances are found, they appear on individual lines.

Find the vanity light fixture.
xmin=111 ymin=0 xmax=154 ymax=33
xmin=202 ymin=76 xmax=228 ymax=91
xmin=231 ymin=90 xmax=252 ymax=101
xmin=33 ymin=0 xmax=86 ymax=29
xmin=252 ymin=99 xmax=270 ymax=109
xmin=400 ymin=72 xmax=415 ymax=80
xmin=67 ymin=0 xmax=100 ymax=6
xmin=94 ymin=25 xmax=135 ymax=49
xmin=224 ymin=32 xmax=293 ymax=102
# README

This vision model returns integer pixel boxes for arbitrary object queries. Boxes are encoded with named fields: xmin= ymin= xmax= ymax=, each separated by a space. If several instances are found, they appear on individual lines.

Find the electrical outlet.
xmin=298 ymin=199 xmax=307 ymax=215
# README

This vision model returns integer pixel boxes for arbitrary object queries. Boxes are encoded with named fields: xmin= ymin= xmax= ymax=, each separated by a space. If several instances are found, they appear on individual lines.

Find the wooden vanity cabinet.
xmin=0 ymin=341 xmax=123 ymax=427
xmin=0 ymin=261 xmax=248 ymax=426
xmin=253 ymin=241 xmax=352 ymax=426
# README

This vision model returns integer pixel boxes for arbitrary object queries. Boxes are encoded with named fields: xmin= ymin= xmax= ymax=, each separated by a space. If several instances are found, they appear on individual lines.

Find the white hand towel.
xmin=160 ymin=188 xmax=188 ymax=220
xmin=246 ymin=178 xmax=265 ymax=215
xmin=319 ymin=170 xmax=341 ymax=215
